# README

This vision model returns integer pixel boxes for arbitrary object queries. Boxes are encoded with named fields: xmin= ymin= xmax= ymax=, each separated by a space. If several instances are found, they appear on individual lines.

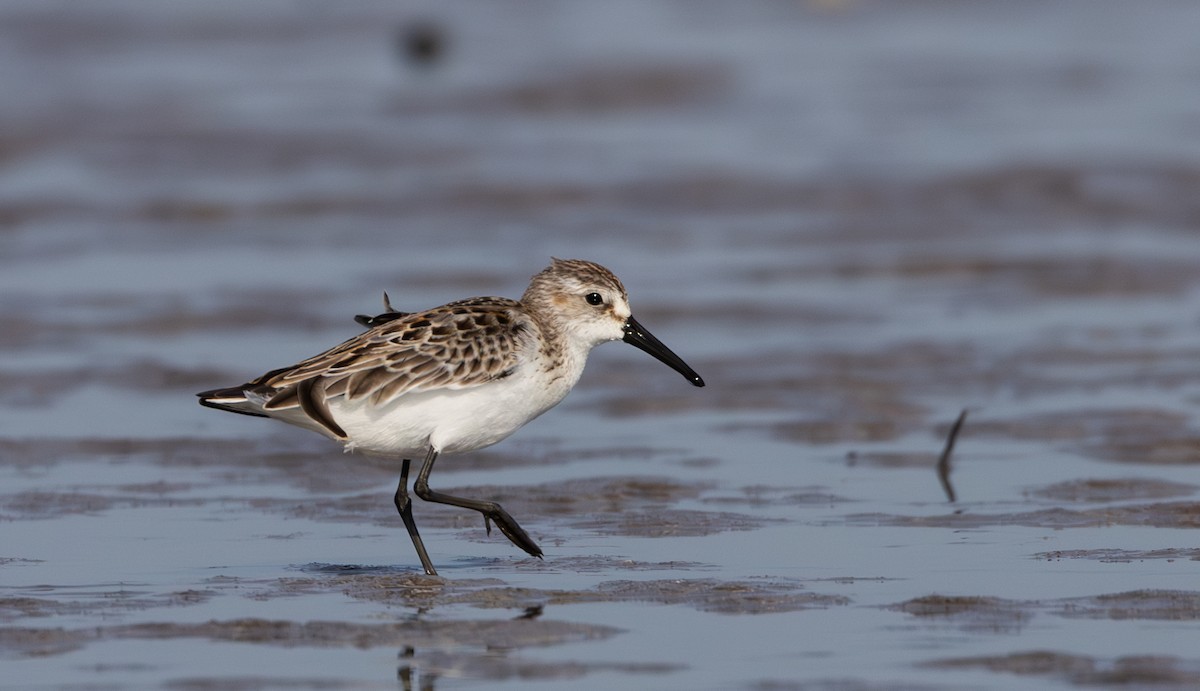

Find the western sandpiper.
xmin=198 ymin=258 xmax=704 ymax=575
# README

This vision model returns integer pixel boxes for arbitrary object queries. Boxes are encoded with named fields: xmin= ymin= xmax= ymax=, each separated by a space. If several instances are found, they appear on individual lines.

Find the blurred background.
xmin=4 ymin=1 xmax=1200 ymax=688
xmin=5 ymin=0 xmax=1200 ymax=436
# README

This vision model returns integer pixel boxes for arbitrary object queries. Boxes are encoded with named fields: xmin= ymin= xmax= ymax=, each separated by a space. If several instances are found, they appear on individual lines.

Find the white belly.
xmin=328 ymin=369 xmax=576 ymax=456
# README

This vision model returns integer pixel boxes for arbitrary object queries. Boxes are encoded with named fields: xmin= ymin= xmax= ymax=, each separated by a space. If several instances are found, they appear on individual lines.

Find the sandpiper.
xmin=198 ymin=258 xmax=704 ymax=575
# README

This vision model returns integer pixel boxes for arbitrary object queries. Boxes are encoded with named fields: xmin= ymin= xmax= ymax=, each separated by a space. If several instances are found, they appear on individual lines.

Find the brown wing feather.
xmin=252 ymin=298 xmax=529 ymax=420
xmin=296 ymin=377 xmax=346 ymax=438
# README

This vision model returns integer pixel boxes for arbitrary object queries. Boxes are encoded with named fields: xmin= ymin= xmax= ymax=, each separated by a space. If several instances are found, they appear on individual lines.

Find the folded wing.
xmin=198 ymin=298 xmax=529 ymax=440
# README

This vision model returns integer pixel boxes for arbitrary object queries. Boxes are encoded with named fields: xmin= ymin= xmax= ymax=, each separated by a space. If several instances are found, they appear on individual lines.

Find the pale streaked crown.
xmin=521 ymin=258 xmax=632 ymax=346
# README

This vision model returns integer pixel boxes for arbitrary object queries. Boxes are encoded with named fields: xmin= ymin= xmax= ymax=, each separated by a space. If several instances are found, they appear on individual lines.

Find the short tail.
xmin=196 ymin=386 xmax=269 ymax=418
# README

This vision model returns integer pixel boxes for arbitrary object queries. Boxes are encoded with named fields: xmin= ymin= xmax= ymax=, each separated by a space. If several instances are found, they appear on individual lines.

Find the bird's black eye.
xmin=585 ymin=292 xmax=604 ymax=306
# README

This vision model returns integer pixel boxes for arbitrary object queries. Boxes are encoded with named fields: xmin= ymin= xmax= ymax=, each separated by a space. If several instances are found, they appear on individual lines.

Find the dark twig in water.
xmin=937 ymin=409 xmax=968 ymax=503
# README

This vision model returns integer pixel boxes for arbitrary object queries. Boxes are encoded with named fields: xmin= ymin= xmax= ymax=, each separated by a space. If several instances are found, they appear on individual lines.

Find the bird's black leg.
xmin=412 ymin=447 xmax=543 ymax=559
xmin=394 ymin=458 xmax=438 ymax=576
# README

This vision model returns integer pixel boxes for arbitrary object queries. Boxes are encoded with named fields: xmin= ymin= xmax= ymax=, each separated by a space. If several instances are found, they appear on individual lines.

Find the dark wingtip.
xmin=197 ymin=393 xmax=270 ymax=418
xmin=196 ymin=386 xmax=244 ymax=402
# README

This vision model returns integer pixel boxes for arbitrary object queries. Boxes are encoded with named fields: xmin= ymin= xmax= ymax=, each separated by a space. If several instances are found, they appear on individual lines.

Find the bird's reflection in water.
xmin=515 ymin=604 xmax=544 ymax=620
xmin=396 ymin=605 xmax=547 ymax=689
xmin=397 ymin=646 xmax=431 ymax=691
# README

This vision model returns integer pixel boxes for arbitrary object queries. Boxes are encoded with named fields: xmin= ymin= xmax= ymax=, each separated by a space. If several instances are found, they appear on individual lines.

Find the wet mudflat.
xmin=4 ymin=1 xmax=1200 ymax=689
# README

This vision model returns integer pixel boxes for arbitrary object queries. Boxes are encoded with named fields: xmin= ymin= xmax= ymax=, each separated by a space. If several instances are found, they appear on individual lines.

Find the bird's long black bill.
xmin=622 ymin=316 xmax=705 ymax=387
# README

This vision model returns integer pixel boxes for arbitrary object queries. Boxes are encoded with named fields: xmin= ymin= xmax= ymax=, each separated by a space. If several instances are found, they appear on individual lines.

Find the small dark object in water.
xmin=398 ymin=21 xmax=446 ymax=67
xmin=937 ymin=409 xmax=968 ymax=503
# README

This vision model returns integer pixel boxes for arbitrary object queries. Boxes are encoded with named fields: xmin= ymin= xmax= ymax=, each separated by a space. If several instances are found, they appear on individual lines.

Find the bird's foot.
xmin=483 ymin=508 xmax=543 ymax=559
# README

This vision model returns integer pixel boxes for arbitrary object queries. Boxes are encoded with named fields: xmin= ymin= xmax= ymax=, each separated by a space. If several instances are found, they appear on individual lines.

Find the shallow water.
xmin=4 ymin=1 xmax=1200 ymax=689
